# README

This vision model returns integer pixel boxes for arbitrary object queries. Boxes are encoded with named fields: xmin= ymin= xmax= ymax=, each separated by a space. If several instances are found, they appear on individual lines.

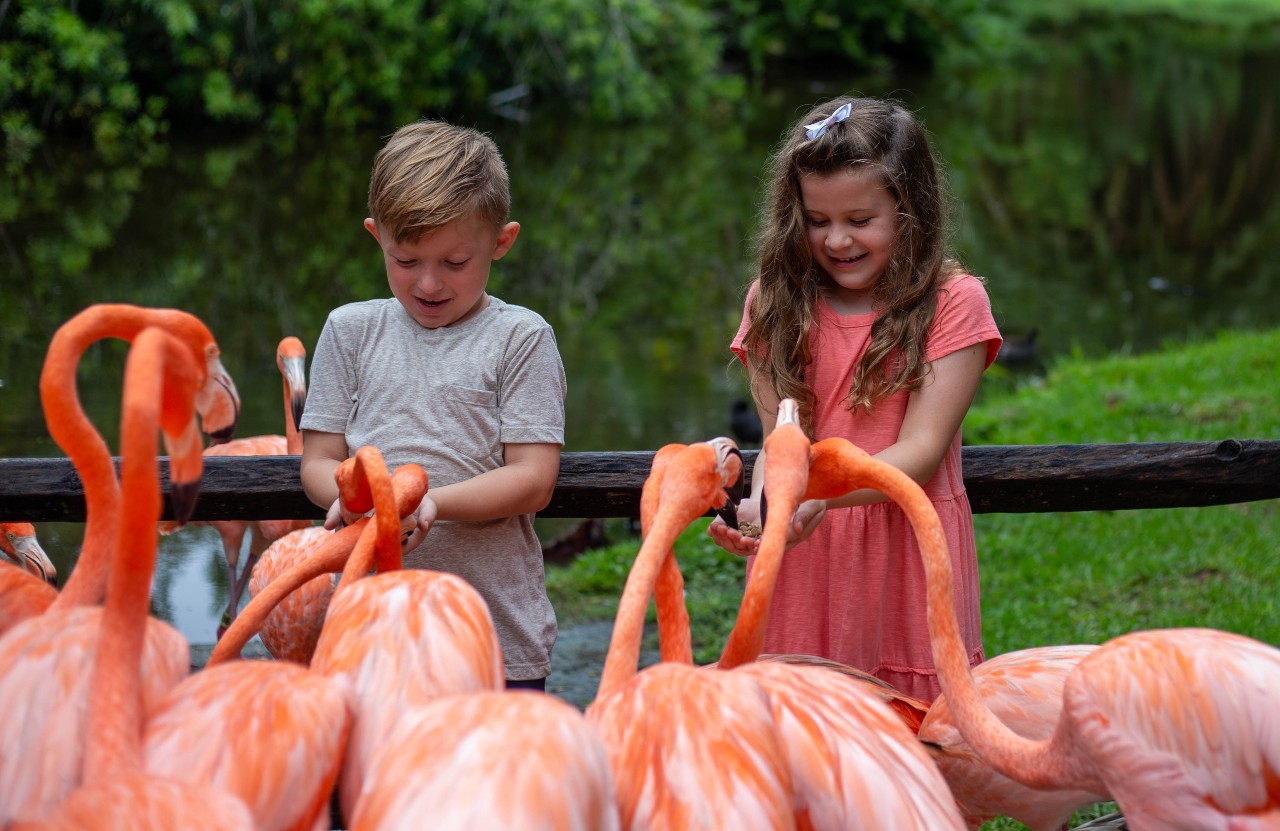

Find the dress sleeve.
xmin=729 ymin=281 xmax=759 ymax=368
xmin=926 ymin=275 xmax=1003 ymax=369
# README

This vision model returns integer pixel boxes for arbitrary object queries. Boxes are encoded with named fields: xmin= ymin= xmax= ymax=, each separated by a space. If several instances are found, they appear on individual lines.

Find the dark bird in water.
xmin=996 ymin=328 xmax=1039 ymax=368
xmin=730 ymin=399 xmax=763 ymax=446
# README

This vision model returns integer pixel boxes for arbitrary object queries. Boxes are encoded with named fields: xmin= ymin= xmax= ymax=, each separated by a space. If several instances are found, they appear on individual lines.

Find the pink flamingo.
xmin=587 ymin=438 xmax=798 ymax=830
xmin=11 ymin=326 xmax=253 ymax=830
xmin=0 ymin=522 xmax=56 ymax=584
xmin=827 ymin=429 xmax=1280 ymax=829
xmin=178 ymin=335 xmax=311 ymax=638
xmin=0 ymin=522 xmax=59 ymax=639
xmin=246 ymin=524 xmax=339 ymax=664
xmin=700 ymin=399 xmax=964 ymax=827
xmin=0 ymin=305 xmax=240 ymax=824
xmin=918 ymin=644 xmax=1107 ymax=830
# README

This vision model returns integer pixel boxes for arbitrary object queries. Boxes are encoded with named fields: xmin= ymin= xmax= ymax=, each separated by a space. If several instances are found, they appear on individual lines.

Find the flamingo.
xmin=173 ymin=335 xmax=311 ymax=638
xmin=11 ymin=326 xmax=254 ymax=830
xmin=210 ymin=447 xmax=506 ymax=824
xmin=918 ymin=644 xmax=1108 ymax=830
xmin=693 ymin=399 xmax=964 ymax=827
xmin=0 ymin=523 xmax=59 ymax=639
xmin=0 ymin=522 xmax=56 ymax=584
xmin=245 ymin=524 xmax=339 ymax=664
xmin=350 ymin=690 xmax=619 ymax=831
xmin=825 ymin=430 xmax=1280 ymax=829
xmin=587 ymin=438 xmax=798 ymax=830
xmin=0 ymin=305 xmax=240 ymax=824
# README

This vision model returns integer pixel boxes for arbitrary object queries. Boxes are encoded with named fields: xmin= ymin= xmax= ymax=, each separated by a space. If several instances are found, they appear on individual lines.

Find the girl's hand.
xmin=787 ymin=499 xmax=827 ymax=547
xmin=707 ymin=497 xmax=762 ymax=557
xmin=399 ymin=495 xmax=437 ymax=554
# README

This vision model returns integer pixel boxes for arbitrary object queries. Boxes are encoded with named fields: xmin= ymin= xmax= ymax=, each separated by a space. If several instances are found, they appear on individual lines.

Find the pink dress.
xmin=731 ymin=275 xmax=1002 ymax=701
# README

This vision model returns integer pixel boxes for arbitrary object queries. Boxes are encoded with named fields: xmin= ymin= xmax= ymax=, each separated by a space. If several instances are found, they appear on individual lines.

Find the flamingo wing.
xmin=248 ymin=525 xmax=338 ymax=665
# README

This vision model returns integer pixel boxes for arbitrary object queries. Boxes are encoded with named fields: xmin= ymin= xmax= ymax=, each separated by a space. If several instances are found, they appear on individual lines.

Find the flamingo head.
xmin=196 ymin=347 xmax=241 ymax=445
xmin=704 ymin=436 xmax=745 ymax=529
xmin=276 ymin=336 xmax=308 ymax=432
xmin=0 ymin=522 xmax=57 ymax=586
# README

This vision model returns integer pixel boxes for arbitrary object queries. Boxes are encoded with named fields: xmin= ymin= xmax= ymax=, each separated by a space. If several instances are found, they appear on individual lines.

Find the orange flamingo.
xmin=918 ymin=644 xmax=1107 ymax=830
xmin=350 ymin=690 xmax=619 ymax=831
xmin=0 ymin=523 xmax=59 ymax=639
xmin=587 ymin=438 xmax=798 ymax=830
xmin=0 ymin=522 xmax=56 ymax=584
xmin=0 ymin=305 xmax=240 ymax=824
xmin=245 ymin=524 xmax=339 ymax=664
xmin=186 ymin=335 xmax=311 ymax=638
xmin=698 ymin=399 xmax=964 ymax=827
xmin=821 ymin=430 xmax=1280 ymax=829
xmin=11 ymin=326 xmax=254 ymax=830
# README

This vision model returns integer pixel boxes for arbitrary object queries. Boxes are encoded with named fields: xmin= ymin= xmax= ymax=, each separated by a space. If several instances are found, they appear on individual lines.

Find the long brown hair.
xmin=743 ymin=96 xmax=966 ymax=433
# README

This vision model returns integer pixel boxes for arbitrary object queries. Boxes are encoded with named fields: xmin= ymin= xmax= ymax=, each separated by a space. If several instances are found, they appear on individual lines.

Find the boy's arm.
xmin=426 ymin=442 xmax=560 ymax=522
xmin=300 ymin=429 xmax=348 ymax=516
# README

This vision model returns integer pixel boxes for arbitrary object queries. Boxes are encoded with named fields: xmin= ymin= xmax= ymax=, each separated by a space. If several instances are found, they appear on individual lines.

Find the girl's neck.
xmin=821 ymin=283 xmax=877 ymax=316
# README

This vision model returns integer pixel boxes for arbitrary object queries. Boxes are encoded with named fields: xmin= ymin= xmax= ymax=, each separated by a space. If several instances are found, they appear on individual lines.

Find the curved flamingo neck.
xmin=598 ymin=443 xmax=724 ymax=699
xmin=45 ymin=305 xmax=219 ymax=610
xmin=83 ymin=327 xmax=200 ymax=786
xmin=646 ymin=444 xmax=693 ymax=665
xmin=718 ymin=422 xmax=809 ymax=670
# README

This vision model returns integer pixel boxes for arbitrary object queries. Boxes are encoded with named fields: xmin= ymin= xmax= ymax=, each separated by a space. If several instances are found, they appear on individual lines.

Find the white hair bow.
xmin=804 ymin=102 xmax=853 ymax=141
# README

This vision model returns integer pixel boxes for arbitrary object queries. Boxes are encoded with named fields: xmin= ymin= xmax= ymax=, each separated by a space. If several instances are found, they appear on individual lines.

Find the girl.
xmin=709 ymin=96 xmax=1002 ymax=701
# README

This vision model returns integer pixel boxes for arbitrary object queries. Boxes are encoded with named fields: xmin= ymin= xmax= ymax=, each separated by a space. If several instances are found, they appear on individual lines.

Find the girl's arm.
xmin=821 ymin=341 xmax=987 ymax=510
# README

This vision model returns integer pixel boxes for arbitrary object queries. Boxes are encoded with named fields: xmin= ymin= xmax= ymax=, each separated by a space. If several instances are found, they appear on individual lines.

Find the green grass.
xmin=547 ymin=327 xmax=1280 ymax=829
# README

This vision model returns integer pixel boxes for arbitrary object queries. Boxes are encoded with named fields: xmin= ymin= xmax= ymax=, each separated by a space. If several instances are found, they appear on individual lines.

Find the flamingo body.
xmin=588 ymin=661 xmax=796 ymax=830
xmin=0 ymin=607 xmax=189 ymax=824
xmin=0 ymin=567 xmax=58 ymax=640
xmin=9 ymin=773 xmax=254 ymax=830
xmin=919 ymin=644 xmax=1106 ymax=830
xmin=310 ymin=568 xmax=504 ymax=818
xmin=248 ymin=525 xmax=339 ymax=664
xmin=143 ymin=659 xmax=351 ymax=831
xmin=354 ymin=691 xmax=619 ymax=831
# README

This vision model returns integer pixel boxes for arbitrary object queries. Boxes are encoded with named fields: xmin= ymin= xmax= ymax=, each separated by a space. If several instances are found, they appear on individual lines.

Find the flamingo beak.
xmin=15 ymin=536 xmax=58 ymax=586
xmin=163 ymin=419 xmax=204 ymax=527
xmin=280 ymin=355 xmax=308 ymax=432
xmin=199 ymin=355 xmax=241 ymax=445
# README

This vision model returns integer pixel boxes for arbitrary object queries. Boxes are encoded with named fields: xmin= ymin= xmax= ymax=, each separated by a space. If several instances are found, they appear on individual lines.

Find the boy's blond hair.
xmin=368 ymin=120 xmax=510 ymax=242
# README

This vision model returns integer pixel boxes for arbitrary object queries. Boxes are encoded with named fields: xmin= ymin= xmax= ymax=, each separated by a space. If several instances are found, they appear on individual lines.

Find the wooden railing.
xmin=2 ymin=439 xmax=1278 ymax=522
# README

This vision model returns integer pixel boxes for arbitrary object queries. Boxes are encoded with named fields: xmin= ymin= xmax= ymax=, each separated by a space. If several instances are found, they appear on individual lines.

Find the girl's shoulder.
xmin=937 ymin=271 xmax=993 ymax=309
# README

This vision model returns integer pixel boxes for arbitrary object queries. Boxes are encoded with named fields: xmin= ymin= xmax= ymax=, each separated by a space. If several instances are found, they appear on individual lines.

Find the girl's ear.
xmin=492 ymin=221 xmax=521 ymax=260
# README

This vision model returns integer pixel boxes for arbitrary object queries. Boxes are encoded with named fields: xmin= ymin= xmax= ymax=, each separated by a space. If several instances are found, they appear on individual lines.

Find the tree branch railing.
xmin=1 ymin=440 xmax=1278 ymax=523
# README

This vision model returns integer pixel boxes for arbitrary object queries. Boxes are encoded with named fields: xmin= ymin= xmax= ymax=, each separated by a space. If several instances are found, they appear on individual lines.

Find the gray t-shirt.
xmin=301 ymin=296 xmax=566 ymax=679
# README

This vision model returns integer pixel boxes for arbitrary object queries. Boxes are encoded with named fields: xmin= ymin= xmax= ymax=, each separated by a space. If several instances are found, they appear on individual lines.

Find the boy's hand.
xmin=323 ymin=498 xmax=367 ymax=531
xmin=399 ymin=495 xmax=437 ymax=554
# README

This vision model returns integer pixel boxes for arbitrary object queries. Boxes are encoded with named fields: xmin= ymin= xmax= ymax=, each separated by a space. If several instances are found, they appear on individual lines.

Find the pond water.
xmin=4 ymin=19 xmax=1279 ymax=649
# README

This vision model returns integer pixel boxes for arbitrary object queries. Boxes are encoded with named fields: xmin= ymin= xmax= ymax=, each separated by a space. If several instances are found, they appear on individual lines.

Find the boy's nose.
xmin=415 ymin=268 xmax=445 ymax=293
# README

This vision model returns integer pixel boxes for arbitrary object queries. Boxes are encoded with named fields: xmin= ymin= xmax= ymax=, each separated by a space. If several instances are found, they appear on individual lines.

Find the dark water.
xmin=4 ymin=20 xmax=1279 ymax=647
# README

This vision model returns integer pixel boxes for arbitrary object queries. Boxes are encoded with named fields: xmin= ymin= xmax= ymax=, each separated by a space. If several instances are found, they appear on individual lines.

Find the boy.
xmin=299 ymin=120 xmax=566 ymax=690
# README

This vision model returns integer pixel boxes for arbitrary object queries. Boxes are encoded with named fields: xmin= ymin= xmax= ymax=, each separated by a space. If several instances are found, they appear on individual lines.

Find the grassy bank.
xmin=549 ymin=327 xmax=1280 ymax=657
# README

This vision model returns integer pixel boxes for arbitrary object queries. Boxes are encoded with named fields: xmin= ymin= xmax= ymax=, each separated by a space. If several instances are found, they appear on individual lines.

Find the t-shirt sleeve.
xmin=729 ymin=281 xmax=759 ymax=368
xmin=498 ymin=322 xmax=567 ymax=446
xmin=298 ymin=311 xmax=358 ymax=435
xmin=926 ymin=275 xmax=1003 ymax=369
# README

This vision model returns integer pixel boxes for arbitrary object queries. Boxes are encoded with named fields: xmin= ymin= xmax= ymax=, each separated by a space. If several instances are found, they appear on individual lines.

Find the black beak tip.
xmin=207 ymin=425 xmax=237 ymax=446
xmin=291 ymin=398 xmax=306 ymax=433
xmin=169 ymin=481 xmax=201 ymax=526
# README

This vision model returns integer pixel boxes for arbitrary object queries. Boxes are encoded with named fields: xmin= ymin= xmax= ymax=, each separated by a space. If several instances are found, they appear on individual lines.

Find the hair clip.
xmin=804 ymin=102 xmax=853 ymax=141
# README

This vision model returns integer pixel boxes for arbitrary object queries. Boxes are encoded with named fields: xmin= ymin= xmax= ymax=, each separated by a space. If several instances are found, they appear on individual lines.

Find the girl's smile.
xmin=800 ymin=168 xmax=898 ymax=313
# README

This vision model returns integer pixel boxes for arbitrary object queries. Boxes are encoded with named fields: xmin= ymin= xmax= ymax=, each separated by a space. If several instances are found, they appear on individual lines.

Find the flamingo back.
xmin=0 ymin=607 xmax=189 ymax=824
xmin=0 ymin=566 xmax=58 ymax=639
xmin=736 ymin=660 xmax=966 ymax=829
xmin=310 ymin=569 xmax=504 ymax=818
xmin=587 ymin=662 xmax=796 ymax=831
xmin=143 ymin=660 xmax=350 ymax=831
xmin=8 ymin=773 xmax=253 ymax=831
xmin=919 ymin=644 xmax=1105 ymax=831
xmin=248 ymin=525 xmax=339 ymax=665
xmin=353 ymin=691 xmax=619 ymax=831
xmin=1065 ymin=628 xmax=1280 ymax=829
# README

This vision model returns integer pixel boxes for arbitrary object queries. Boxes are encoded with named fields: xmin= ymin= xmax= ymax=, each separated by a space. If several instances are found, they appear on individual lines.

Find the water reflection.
xmin=3 ymin=21 xmax=1279 ymax=648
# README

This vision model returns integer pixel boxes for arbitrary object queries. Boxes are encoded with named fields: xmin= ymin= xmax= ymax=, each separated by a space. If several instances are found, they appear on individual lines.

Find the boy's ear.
xmin=492 ymin=221 xmax=520 ymax=260
xmin=363 ymin=218 xmax=382 ymax=243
